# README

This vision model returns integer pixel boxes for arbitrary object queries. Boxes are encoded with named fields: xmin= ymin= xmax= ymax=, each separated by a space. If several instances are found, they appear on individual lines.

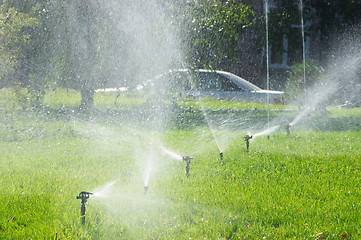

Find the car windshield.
xmin=219 ymin=72 xmax=261 ymax=91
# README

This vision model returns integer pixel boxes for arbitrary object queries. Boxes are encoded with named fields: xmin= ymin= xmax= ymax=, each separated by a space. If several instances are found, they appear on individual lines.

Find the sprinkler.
xmin=286 ymin=123 xmax=291 ymax=136
xmin=182 ymin=156 xmax=193 ymax=177
xmin=220 ymin=151 xmax=223 ymax=161
xmin=76 ymin=191 xmax=93 ymax=225
xmin=244 ymin=135 xmax=253 ymax=151
xmin=144 ymin=185 xmax=148 ymax=195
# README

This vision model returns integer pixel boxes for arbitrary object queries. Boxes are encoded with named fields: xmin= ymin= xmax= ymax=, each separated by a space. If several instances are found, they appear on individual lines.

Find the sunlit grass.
xmin=94 ymin=91 xmax=146 ymax=109
xmin=0 ymin=88 xmax=360 ymax=239
xmin=2 ymin=125 xmax=360 ymax=239
xmin=43 ymin=88 xmax=81 ymax=108
xmin=329 ymin=105 xmax=361 ymax=118
xmin=178 ymin=97 xmax=294 ymax=111
xmin=0 ymin=88 xmax=16 ymax=109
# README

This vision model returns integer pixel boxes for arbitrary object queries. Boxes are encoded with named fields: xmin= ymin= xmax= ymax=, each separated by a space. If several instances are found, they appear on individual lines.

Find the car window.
xmin=168 ymin=71 xmax=192 ymax=91
xmin=198 ymin=72 xmax=222 ymax=90
xmin=220 ymin=75 xmax=243 ymax=91
xmin=195 ymin=72 xmax=243 ymax=91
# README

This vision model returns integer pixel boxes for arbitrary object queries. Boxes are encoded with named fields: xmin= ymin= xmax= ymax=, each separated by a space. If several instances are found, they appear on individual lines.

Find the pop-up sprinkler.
xmin=76 ymin=191 xmax=93 ymax=224
xmin=286 ymin=123 xmax=291 ymax=136
xmin=244 ymin=135 xmax=253 ymax=151
xmin=182 ymin=156 xmax=193 ymax=177
xmin=220 ymin=151 xmax=223 ymax=160
xmin=144 ymin=185 xmax=148 ymax=195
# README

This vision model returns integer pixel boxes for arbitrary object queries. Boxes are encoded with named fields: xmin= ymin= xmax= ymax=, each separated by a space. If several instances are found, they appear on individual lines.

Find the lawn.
xmin=0 ymin=88 xmax=360 ymax=239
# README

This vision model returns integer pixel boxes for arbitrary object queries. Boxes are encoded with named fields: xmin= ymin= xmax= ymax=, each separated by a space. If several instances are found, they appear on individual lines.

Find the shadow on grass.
xmin=1 ymin=103 xmax=360 ymax=139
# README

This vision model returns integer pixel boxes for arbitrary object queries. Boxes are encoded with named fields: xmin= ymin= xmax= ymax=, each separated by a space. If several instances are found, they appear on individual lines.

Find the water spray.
xmin=244 ymin=135 xmax=253 ymax=151
xmin=76 ymin=191 xmax=93 ymax=225
xmin=182 ymin=156 xmax=193 ymax=177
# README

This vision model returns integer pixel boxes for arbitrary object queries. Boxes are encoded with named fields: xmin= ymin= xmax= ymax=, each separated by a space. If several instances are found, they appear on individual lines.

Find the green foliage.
xmin=10 ymin=84 xmax=31 ymax=110
xmin=43 ymin=87 xmax=81 ymax=109
xmin=0 ymin=2 xmax=39 ymax=80
xmin=177 ymin=0 xmax=254 ymax=69
xmin=0 ymin=1 xmax=256 ymax=109
xmin=284 ymin=60 xmax=326 ymax=104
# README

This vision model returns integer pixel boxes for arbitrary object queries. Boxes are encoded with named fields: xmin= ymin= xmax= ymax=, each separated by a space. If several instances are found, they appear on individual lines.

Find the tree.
xmin=12 ymin=0 xmax=127 ymax=109
xmin=284 ymin=60 xmax=326 ymax=105
xmin=51 ymin=0 xmax=103 ymax=109
xmin=9 ymin=0 xmax=117 ymax=109
xmin=4 ymin=0 xmax=256 ymax=109
xmin=0 ymin=1 xmax=39 ymax=84
xmin=45 ymin=0 xmax=168 ymax=109
xmin=175 ymin=0 xmax=254 ymax=70
xmin=3 ymin=0 xmax=60 ymax=107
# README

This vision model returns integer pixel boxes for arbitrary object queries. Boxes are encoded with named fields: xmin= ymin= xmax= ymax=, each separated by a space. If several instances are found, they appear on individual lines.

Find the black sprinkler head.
xmin=244 ymin=135 xmax=253 ymax=141
xmin=76 ymin=191 xmax=93 ymax=225
xmin=77 ymin=191 xmax=93 ymax=203
xmin=144 ymin=185 xmax=148 ymax=195
xmin=182 ymin=156 xmax=192 ymax=163
xmin=182 ymin=156 xmax=193 ymax=177
xmin=220 ymin=152 xmax=223 ymax=160
xmin=286 ymin=124 xmax=291 ymax=135
xmin=244 ymin=135 xmax=253 ymax=151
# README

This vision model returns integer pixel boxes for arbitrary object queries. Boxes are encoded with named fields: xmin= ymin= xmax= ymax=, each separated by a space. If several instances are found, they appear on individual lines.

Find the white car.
xmin=155 ymin=69 xmax=284 ymax=104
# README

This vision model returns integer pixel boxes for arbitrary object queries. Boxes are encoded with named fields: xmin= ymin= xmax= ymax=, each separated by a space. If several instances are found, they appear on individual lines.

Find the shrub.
xmin=284 ymin=60 xmax=326 ymax=105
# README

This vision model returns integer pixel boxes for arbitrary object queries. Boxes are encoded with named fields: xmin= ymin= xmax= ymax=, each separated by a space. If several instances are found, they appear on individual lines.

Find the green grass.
xmin=178 ymin=97 xmax=294 ymax=111
xmin=43 ymin=88 xmax=82 ymax=108
xmin=0 ymin=88 xmax=361 ymax=239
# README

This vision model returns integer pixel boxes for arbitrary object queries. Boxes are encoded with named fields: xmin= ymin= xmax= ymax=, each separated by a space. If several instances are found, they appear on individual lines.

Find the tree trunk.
xmin=80 ymin=88 xmax=94 ymax=109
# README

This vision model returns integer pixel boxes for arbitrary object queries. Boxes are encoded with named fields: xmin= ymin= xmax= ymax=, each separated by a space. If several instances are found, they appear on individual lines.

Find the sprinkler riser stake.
xmin=144 ymin=185 xmax=148 ymax=195
xmin=286 ymin=124 xmax=291 ymax=135
xmin=244 ymin=135 xmax=253 ymax=151
xmin=76 ymin=191 xmax=93 ymax=225
xmin=182 ymin=156 xmax=193 ymax=178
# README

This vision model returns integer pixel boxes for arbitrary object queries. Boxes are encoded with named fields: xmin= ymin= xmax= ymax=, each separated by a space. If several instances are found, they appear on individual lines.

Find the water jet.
xmin=76 ymin=191 xmax=93 ymax=224
xmin=182 ymin=156 xmax=193 ymax=177
xmin=161 ymin=146 xmax=183 ymax=161
xmin=201 ymin=104 xmax=223 ymax=155
xmin=144 ymin=161 xmax=152 ymax=195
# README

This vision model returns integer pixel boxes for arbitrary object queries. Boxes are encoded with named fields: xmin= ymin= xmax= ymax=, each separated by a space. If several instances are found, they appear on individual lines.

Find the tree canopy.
xmin=0 ymin=2 xmax=39 ymax=82
xmin=1 ymin=0 xmax=360 ymax=108
xmin=176 ymin=0 xmax=254 ymax=70
xmin=0 ymin=0 xmax=256 ymax=108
